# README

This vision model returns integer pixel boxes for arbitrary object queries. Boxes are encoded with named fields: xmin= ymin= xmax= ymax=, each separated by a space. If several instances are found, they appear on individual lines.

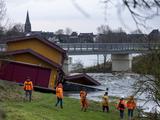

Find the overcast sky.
xmin=5 ymin=0 xmax=160 ymax=34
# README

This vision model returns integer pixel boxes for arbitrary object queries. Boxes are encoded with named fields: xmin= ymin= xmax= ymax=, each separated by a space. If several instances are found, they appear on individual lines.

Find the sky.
xmin=5 ymin=0 xmax=160 ymax=34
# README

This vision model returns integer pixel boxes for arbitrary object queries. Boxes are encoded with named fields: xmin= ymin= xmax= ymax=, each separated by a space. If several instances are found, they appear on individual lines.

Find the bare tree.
xmin=114 ymin=27 xmax=125 ymax=33
xmin=71 ymin=0 xmax=90 ymax=18
xmin=55 ymin=29 xmax=64 ymax=35
xmin=132 ymin=50 xmax=160 ymax=118
xmin=0 ymin=0 xmax=6 ymax=39
xmin=0 ymin=0 xmax=6 ymax=25
xmin=131 ymin=29 xmax=143 ymax=34
xmin=71 ymin=0 xmax=160 ymax=29
xmin=71 ymin=60 xmax=84 ymax=71
xmin=6 ymin=23 xmax=24 ymax=36
xmin=65 ymin=27 xmax=72 ymax=35
xmin=96 ymin=25 xmax=128 ymax=43
xmin=97 ymin=25 xmax=112 ymax=34
xmin=102 ymin=0 xmax=160 ymax=29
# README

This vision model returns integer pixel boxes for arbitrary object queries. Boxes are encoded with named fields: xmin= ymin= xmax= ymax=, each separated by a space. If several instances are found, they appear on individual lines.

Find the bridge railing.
xmin=58 ymin=43 xmax=160 ymax=53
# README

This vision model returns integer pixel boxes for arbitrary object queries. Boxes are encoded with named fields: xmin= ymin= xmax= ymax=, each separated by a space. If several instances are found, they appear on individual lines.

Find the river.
xmin=66 ymin=73 xmax=160 ymax=113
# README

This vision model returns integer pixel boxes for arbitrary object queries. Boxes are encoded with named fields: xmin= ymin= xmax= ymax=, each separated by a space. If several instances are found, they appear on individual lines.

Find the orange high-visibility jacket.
xmin=56 ymin=87 xmax=63 ymax=98
xmin=127 ymin=100 xmax=136 ymax=110
xmin=24 ymin=81 xmax=33 ymax=90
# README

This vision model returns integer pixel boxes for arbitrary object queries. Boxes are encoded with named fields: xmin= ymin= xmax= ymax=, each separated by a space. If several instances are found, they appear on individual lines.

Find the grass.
xmin=0 ymin=80 xmax=139 ymax=120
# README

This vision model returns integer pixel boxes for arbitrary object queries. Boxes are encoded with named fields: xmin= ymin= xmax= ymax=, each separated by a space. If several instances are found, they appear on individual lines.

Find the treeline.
xmin=72 ymin=52 xmax=160 ymax=74
xmin=132 ymin=51 xmax=160 ymax=75
xmin=0 ymin=23 xmax=24 ymax=39
xmin=96 ymin=25 xmax=160 ymax=43
xmin=71 ymin=61 xmax=112 ymax=73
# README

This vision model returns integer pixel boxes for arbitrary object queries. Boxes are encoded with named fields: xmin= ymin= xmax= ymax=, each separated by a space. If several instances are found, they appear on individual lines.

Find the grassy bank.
xmin=0 ymin=80 xmax=140 ymax=120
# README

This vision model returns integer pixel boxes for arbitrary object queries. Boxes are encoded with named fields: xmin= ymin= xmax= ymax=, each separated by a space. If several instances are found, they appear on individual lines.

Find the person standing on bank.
xmin=117 ymin=97 xmax=126 ymax=119
xmin=23 ymin=77 xmax=33 ymax=102
xmin=126 ymin=96 xmax=136 ymax=120
xmin=102 ymin=92 xmax=109 ymax=112
xmin=55 ymin=83 xmax=63 ymax=109
xmin=80 ymin=89 xmax=88 ymax=112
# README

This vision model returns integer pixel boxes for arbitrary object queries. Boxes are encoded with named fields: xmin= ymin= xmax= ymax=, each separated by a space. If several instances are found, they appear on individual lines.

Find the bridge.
xmin=1 ymin=42 xmax=160 ymax=72
xmin=57 ymin=43 xmax=160 ymax=72
xmin=57 ymin=43 xmax=160 ymax=55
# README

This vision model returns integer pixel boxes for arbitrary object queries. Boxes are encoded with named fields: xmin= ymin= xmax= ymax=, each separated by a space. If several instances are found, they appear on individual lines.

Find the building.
xmin=63 ymin=73 xmax=101 ymax=91
xmin=0 ymin=35 xmax=66 ymax=89
xmin=148 ymin=29 xmax=160 ymax=43
xmin=24 ymin=11 xmax=31 ymax=33
xmin=55 ymin=32 xmax=95 ymax=43
xmin=24 ymin=11 xmax=55 ymax=41
xmin=78 ymin=33 xmax=94 ymax=43
xmin=64 ymin=73 xmax=100 ymax=85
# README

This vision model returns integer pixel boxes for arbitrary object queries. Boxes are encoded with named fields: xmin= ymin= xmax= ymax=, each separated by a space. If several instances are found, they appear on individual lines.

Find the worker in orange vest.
xmin=55 ymin=82 xmax=63 ymax=109
xmin=23 ymin=77 xmax=33 ymax=102
xmin=117 ymin=97 xmax=126 ymax=119
xmin=80 ymin=89 xmax=88 ymax=112
xmin=126 ymin=96 xmax=136 ymax=120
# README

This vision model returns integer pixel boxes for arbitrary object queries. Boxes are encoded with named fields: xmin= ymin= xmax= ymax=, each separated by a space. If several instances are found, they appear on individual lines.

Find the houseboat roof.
xmin=64 ymin=73 xmax=101 ymax=86
xmin=6 ymin=49 xmax=61 ymax=69
xmin=5 ymin=35 xmax=66 ymax=56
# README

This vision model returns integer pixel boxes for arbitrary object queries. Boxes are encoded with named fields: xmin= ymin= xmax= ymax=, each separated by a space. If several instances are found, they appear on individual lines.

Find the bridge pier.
xmin=63 ymin=57 xmax=72 ymax=74
xmin=97 ymin=54 xmax=99 ymax=66
xmin=62 ymin=59 xmax=69 ymax=75
xmin=103 ymin=54 xmax=107 ymax=67
xmin=111 ymin=54 xmax=132 ymax=72
xmin=62 ymin=57 xmax=71 ymax=75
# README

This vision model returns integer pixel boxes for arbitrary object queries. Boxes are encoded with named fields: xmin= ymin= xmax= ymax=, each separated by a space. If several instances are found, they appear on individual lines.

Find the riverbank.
xmin=71 ymin=61 xmax=112 ymax=73
xmin=0 ymin=80 xmax=139 ymax=120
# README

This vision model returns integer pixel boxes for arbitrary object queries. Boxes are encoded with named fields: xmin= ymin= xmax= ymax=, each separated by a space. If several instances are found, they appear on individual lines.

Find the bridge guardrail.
xmin=58 ymin=43 xmax=160 ymax=55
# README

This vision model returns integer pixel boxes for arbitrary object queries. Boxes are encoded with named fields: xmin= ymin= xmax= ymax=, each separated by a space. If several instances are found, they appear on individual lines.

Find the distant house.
xmin=55 ymin=32 xmax=95 ymax=43
xmin=95 ymin=31 xmax=150 ymax=43
xmin=69 ymin=32 xmax=79 ymax=43
xmin=0 ymin=35 xmax=66 ymax=89
xmin=96 ymin=32 xmax=128 ymax=43
xmin=55 ymin=34 xmax=69 ymax=43
xmin=127 ymin=34 xmax=148 ymax=43
xmin=30 ymin=31 xmax=54 ymax=40
xmin=148 ymin=29 xmax=160 ymax=43
xmin=78 ymin=33 xmax=94 ymax=43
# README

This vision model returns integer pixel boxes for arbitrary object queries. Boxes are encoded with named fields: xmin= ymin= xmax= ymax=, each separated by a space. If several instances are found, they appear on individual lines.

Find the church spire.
xmin=25 ymin=11 xmax=31 ymax=33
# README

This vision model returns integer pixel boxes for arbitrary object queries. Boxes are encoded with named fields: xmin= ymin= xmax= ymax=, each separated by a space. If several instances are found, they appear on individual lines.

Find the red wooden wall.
xmin=0 ymin=61 xmax=51 ymax=88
